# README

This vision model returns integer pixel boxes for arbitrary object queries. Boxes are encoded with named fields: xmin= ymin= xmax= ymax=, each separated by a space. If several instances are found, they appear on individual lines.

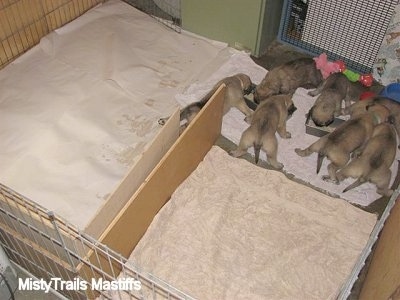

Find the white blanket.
xmin=129 ymin=146 xmax=376 ymax=300
xmin=176 ymin=52 xmax=399 ymax=206
xmin=0 ymin=0 xmax=229 ymax=228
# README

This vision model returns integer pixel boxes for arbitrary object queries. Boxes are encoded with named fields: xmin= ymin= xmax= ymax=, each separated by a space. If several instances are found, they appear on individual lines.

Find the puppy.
xmin=295 ymin=103 xmax=390 ymax=182
xmin=336 ymin=122 xmax=397 ymax=196
xmin=344 ymin=95 xmax=400 ymax=148
xmin=254 ymin=57 xmax=323 ymax=103
xmin=308 ymin=88 xmax=343 ymax=127
xmin=308 ymin=73 xmax=370 ymax=126
xmin=158 ymin=73 xmax=256 ymax=130
xmin=308 ymin=73 xmax=368 ymax=109
xmin=230 ymin=94 xmax=295 ymax=169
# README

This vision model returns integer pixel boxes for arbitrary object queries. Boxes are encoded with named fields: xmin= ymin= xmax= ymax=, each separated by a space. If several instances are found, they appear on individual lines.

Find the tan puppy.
xmin=308 ymin=88 xmax=343 ymax=127
xmin=295 ymin=103 xmax=390 ymax=182
xmin=308 ymin=73 xmax=368 ymax=108
xmin=159 ymin=73 xmax=256 ymax=130
xmin=254 ymin=57 xmax=323 ymax=103
xmin=308 ymin=73 xmax=370 ymax=126
xmin=336 ymin=122 xmax=397 ymax=196
xmin=230 ymin=94 xmax=295 ymax=169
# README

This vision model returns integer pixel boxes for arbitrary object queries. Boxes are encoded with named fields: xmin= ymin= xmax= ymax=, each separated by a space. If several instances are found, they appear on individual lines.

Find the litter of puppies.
xmin=165 ymin=55 xmax=400 ymax=201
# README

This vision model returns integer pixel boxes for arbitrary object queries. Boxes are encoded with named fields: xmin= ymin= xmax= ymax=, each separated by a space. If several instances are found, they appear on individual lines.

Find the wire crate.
xmin=0 ymin=183 xmax=192 ymax=299
xmin=278 ymin=0 xmax=399 ymax=73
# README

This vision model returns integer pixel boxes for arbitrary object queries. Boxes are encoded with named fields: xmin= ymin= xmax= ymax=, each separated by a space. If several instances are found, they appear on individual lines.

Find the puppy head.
xmin=310 ymin=102 xmax=335 ymax=127
xmin=235 ymin=73 xmax=254 ymax=94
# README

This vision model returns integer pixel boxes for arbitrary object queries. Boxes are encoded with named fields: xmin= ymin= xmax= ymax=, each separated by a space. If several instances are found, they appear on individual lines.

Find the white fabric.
xmin=0 ymin=0 xmax=228 ymax=228
xmin=129 ymin=146 xmax=376 ymax=300
xmin=176 ymin=52 xmax=400 ymax=206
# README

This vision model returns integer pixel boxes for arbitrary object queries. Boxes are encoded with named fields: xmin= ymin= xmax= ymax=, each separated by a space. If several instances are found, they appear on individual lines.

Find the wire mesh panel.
xmin=0 ymin=0 xmax=102 ymax=70
xmin=123 ymin=0 xmax=181 ymax=32
xmin=279 ymin=0 xmax=399 ymax=73
xmin=0 ymin=0 xmax=181 ymax=69
xmin=0 ymin=183 xmax=193 ymax=299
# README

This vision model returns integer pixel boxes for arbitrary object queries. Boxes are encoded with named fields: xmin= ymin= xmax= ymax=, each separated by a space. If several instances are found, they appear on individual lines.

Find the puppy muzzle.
xmin=312 ymin=117 xmax=334 ymax=127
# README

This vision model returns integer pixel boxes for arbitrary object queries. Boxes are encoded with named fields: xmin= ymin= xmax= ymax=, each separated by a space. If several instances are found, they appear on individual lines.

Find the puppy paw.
xmin=335 ymin=174 xmax=345 ymax=182
xmin=377 ymin=188 xmax=393 ymax=197
xmin=158 ymin=117 xmax=168 ymax=125
xmin=294 ymin=148 xmax=306 ymax=156
xmin=322 ymin=175 xmax=339 ymax=184
xmin=229 ymin=149 xmax=245 ymax=158
xmin=270 ymin=162 xmax=284 ymax=170
xmin=283 ymin=132 xmax=291 ymax=139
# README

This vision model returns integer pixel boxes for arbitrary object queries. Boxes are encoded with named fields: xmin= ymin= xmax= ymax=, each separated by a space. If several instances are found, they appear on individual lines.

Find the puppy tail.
xmin=343 ymin=178 xmax=365 ymax=193
xmin=254 ymin=142 xmax=262 ymax=164
xmin=316 ymin=152 xmax=325 ymax=174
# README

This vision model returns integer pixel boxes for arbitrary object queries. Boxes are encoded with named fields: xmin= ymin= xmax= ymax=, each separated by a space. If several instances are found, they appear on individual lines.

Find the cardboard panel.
xmin=359 ymin=195 xmax=400 ymax=300
xmin=97 ymin=84 xmax=226 ymax=259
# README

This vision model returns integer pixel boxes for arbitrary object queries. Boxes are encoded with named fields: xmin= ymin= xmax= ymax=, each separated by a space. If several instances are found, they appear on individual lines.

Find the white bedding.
xmin=128 ymin=146 xmax=376 ymax=299
xmin=0 ymin=0 xmax=231 ymax=228
xmin=176 ymin=52 xmax=400 ymax=206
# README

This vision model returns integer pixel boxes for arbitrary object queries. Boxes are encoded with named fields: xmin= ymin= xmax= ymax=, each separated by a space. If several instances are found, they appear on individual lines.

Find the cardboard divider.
xmin=359 ymin=194 xmax=400 ymax=300
xmin=95 ymin=84 xmax=225 ymax=259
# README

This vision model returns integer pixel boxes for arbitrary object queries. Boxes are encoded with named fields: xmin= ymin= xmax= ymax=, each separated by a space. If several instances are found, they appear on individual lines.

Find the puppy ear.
xmin=388 ymin=114 xmax=396 ymax=125
xmin=366 ymin=103 xmax=374 ymax=110
xmin=366 ymin=102 xmax=381 ymax=111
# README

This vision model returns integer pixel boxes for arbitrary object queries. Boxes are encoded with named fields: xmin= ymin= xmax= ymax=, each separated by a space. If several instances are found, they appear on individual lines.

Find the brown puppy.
xmin=230 ymin=94 xmax=294 ymax=169
xmin=254 ymin=57 xmax=323 ymax=103
xmin=336 ymin=122 xmax=397 ymax=196
xmin=159 ymin=73 xmax=256 ymax=130
xmin=343 ymin=96 xmax=400 ymax=148
xmin=295 ymin=103 xmax=390 ymax=182
xmin=308 ymin=73 xmax=370 ymax=126
xmin=308 ymin=88 xmax=343 ymax=127
xmin=308 ymin=73 xmax=368 ymax=108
